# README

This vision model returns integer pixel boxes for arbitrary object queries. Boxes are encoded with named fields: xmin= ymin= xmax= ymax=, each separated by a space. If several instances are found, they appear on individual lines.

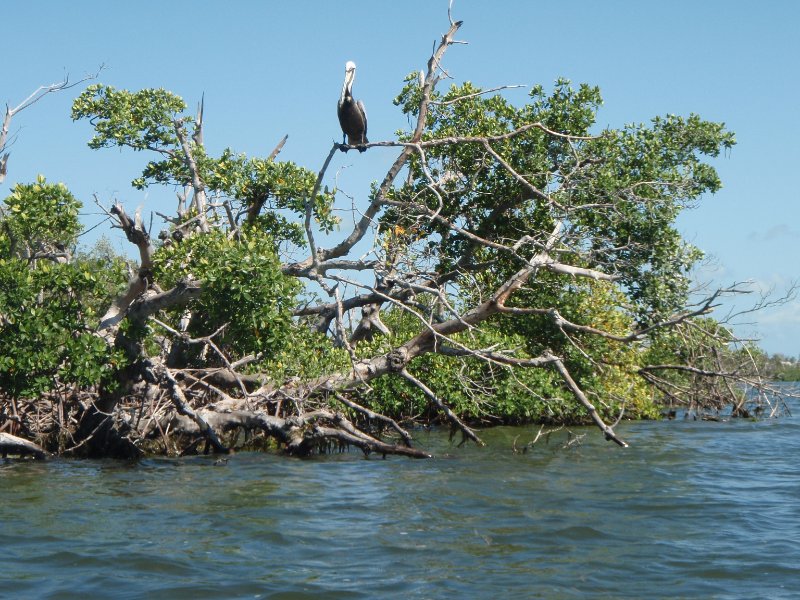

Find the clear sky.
xmin=4 ymin=1 xmax=799 ymax=355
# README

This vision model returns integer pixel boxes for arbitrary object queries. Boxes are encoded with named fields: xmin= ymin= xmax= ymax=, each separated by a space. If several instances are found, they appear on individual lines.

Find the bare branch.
xmin=431 ymin=84 xmax=527 ymax=106
xmin=1 ymin=68 xmax=104 ymax=181
xmin=192 ymin=93 xmax=204 ymax=146
xmin=126 ymin=279 xmax=202 ymax=327
xmin=399 ymin=368 xmax=484 ymax=446
xmin=97 ymin=201 xmax=156 ymax=334
xmin=305 ymin=143 xmax=339 ymax=264
xmin=173 ymin=119 xmax=210 ymax=232
xmin=0 ymin=153 xmax=8 ymax=184
xmin=151 ymin=361 xmax=230 ymax=454
xmin=306 ymin=20 xmax=464 ymax=268
xmin=546 ymin=352 xmax=628 ymax=447
xmin=267 ymin=134 xmax=289 ymax=160
xmin=333 ymin=392 xmax=414 ymax=446
xmin=350 ymin=122 xmax=601 ymax=154
xmin=513 ymin=424 xmax=564 ymax=453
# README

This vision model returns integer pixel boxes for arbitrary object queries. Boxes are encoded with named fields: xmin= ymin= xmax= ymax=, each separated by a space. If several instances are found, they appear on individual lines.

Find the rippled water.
xmin=3 ymin=407 xmax=800 ymax=599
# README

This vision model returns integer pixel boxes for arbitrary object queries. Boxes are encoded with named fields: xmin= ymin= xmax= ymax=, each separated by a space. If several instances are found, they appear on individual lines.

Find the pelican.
xmin=337 ymin=61 xmax=368 ymax=152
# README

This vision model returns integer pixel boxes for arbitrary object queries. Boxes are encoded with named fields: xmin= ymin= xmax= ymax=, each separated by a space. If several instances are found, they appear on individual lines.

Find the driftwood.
xmin=0 ymin=432 xmax=47 ymax=459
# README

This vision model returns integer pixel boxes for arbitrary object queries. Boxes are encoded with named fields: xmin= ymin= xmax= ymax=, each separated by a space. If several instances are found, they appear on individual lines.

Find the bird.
xmin=337 ymin=61 xmax=368 ymax=152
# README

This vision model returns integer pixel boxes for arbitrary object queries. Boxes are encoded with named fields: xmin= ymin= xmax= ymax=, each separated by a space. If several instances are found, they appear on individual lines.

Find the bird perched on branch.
xmin=337 ymin=61 xmax=368 ymax=152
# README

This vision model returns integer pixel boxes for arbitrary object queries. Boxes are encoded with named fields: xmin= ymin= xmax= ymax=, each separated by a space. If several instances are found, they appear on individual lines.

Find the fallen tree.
xmin=0 ymin=432 xmax=47 ymax=459
xmin=0 ymin=17 xmax=789 ymax=459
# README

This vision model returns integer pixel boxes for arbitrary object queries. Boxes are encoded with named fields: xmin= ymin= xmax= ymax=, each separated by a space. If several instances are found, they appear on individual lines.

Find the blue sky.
xmin=4 ymin=1 xmax=799 ymax=355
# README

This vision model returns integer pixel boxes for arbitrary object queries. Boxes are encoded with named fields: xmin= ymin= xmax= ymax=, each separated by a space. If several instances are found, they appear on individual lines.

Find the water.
xmin=2 ymin=410 xmax=800 ymax=599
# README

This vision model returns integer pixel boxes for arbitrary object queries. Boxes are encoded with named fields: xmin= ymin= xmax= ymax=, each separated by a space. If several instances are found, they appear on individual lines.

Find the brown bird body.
xmin=337 ymin=61 xmax=368 ymax=151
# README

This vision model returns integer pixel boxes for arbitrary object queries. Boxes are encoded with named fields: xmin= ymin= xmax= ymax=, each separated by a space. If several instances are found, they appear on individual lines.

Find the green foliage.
xmin=644 ymin=317 xmax=735 ymax=367
xmin=376 ymin=75 xmax=735 ymax=423
xmin=73 ymin=85 xmax=338 ymax=246
xmin=152 ymin=227 xmax=301 ymax=360
xmin=140 ymin=147 xmax=338 ymax=246
xmin=260 ymin=326 xmax=350 ymax=383
xmin=0 ymin=176 xmax=82 ymax=257
xmin=72 ymin=84 xmax=187 ymax=152
xmin=0 ymin=238 xmax=129 ymax=398
xmin=0 ymin=179 xmax=126 ymax=397
xmin=392 ymin=79 xmax=734 ymax=323
xmin=573 ymin=114 xmax=734 ymax=321
xmin=362 ymin=345 xmax=568 ymax=425
xmin=204 ymin=149 xmax=339 ymax=239
xmin=355 ymin=295 xmax=658 ymax=425
xmin=500 ymin=277 xmax=658 ymax=420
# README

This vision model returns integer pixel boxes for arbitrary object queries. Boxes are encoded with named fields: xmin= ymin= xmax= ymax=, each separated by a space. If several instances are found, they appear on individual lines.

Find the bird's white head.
xmin=341 ymin=61 xmax=358 ymax=103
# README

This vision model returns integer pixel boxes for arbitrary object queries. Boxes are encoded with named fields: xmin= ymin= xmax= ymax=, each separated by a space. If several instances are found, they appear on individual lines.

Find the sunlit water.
xmin=3 ymin=401 xmax=800 ymax=599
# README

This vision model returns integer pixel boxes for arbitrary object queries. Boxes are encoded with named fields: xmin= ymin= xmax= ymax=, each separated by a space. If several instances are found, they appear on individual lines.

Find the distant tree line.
xmin=761 ymin=353 xmax=800 ymax=381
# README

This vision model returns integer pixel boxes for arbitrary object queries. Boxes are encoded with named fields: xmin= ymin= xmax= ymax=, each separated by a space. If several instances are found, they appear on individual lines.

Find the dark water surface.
xmin=3 ymin=410 xmax=800 ymax=599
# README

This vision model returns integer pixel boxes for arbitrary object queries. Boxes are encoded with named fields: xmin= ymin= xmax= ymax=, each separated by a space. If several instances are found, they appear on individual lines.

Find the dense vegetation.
xmin=0 ymin=20 xmax=783 ymax=460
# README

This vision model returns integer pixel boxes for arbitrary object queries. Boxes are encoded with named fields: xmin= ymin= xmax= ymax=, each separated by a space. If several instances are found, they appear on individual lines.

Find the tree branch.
xmin=546 ymin=352 xmax=628 ymax=447
xmin=400 ymin=368 xmax=483 ymax=446
xmin=0 ymin=432 xmax=48 ymax=459
xmin=173 ymin=119 xmax=209 ymax=232
xmin=97 ymin=202 xmax=155 ymax=334
xmin=1 ymin=68 xmax=103 ymax=182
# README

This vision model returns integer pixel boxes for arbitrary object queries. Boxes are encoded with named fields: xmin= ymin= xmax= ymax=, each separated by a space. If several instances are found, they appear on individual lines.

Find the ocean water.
xmin=2 ymin=408 xmax=799 ymax=599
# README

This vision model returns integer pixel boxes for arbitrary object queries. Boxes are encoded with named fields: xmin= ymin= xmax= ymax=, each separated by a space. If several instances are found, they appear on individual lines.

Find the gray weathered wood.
xmin=0 ymin=432 xmax=47 ymax=459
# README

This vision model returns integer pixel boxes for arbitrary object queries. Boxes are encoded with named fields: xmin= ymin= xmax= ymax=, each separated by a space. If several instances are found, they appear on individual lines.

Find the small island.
xmin=0 ymin=18 xmax=790 ymax=461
